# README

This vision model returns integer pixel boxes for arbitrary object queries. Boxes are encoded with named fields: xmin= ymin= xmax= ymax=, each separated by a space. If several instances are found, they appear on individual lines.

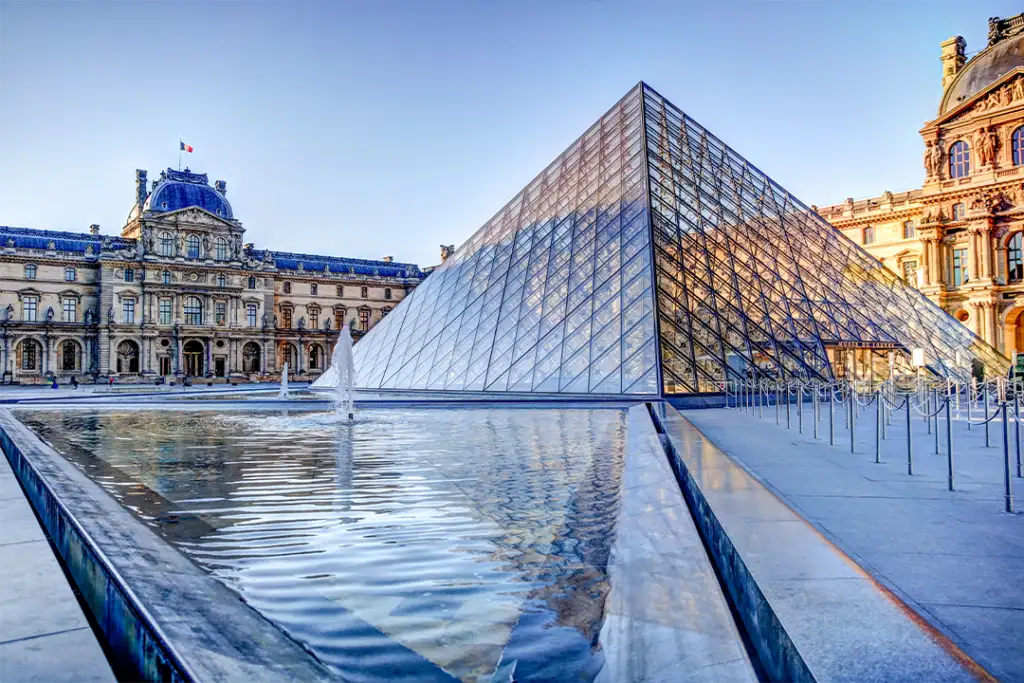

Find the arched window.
xmin=1013 ymin=126 xmax=1024 ymax=167
xmin=116 ymin=340 xmax=140 ymax=374
xmin=242 ymin=342 xmax=261 ymax=373
xmin=186 ymin=234 xmax=200 ymax=259
xmin=948 ymin=140 xmax=970 ymax=178
xmin=183 ymin=296 xmax=203 ymax=325
xmin=24 ymin=264 xmax=36 ymax=279
xmin=384 ymin=288 xmax=392 ymax=300
xmin=283 ymin=281 xmax=292 ymax=294
xmin=162 ymin=270 xmax=171 ymax=284
xmin=60 ymin=340 xmax=81 ymax=371
xmin=159 ymin=232 xmax=174 ymax=256
xmin=64 ymin=267 xmax=76 ymax=282
xmin=19 ymin=339 xmax=40 ymax=371
xmin=952 ymin=203 xmax=965 ymax=221
xmin=215 ymin=237 xmax=228 ymax=261
xmin=1009 ymin=233 xmax=1023 ymax=283
xmin=248 ymin=276 xmax=256 ymax=289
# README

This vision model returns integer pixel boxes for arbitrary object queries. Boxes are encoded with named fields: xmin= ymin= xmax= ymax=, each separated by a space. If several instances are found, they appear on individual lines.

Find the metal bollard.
xmin=946 ymin=396 xmax=954 ymax=491
xmin=1003 ymin=402 xmax=1014 ymax=513
xmin=906 ymin=397 xmax=914 ymax=475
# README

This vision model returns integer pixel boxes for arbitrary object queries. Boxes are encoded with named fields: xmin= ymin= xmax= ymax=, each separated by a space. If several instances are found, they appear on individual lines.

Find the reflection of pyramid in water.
xmin=323 ymin=82 xmax=1008 ymax=396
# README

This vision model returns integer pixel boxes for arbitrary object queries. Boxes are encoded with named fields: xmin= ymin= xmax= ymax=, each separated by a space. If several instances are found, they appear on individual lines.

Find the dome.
xmin=142 ymin=168 xmax=233 ymax=219
xmin=940 ymin=33 xmax=1024 ymax=115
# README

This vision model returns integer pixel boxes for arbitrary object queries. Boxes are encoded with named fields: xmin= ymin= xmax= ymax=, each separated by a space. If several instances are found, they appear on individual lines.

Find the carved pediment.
xmin=154 ymin=206 xmax=233 ymax=228
xmin=933 ymin=70 xmax=1024 ymax=127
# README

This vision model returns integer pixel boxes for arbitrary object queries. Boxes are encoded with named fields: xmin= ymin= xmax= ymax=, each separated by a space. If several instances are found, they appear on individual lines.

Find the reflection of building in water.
xmin=1 ymin=167 xmax=425 ymax=383
xmin=818 ymin=14 xmax=1024 ymax=360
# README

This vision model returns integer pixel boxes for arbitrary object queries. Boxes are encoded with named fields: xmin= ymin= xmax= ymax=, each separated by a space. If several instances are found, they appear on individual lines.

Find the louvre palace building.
xmin=0 ymin=167 xmax=425 ymax=383
xmin=817 ymin=13 xmax=1024 ymax=360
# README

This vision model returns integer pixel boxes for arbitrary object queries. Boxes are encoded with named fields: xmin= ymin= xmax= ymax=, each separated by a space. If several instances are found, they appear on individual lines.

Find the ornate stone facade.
xmin=817 ymin=14 xmax=1024 ymax=358
xmin=0 ymin=167 xmax=424 ymax=384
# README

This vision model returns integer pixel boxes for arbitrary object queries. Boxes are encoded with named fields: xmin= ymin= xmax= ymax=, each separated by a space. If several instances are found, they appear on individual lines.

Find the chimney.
xmin=940 ymin=36 xmax=966 ymax=90
xmin=214 ymin=180 xmax=227 ymax=195
xmin=135 ymin=169 xmax=148 ymax=207
xmin=382 ymin=255 xmax=394 ymax=263
xmin=89 ymin=224 xmax=100 ymax=235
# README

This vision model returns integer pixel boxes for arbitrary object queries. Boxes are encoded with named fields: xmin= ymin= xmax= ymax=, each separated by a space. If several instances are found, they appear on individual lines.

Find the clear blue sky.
xmin=1 ymin=1 xmax=1020 ymax=267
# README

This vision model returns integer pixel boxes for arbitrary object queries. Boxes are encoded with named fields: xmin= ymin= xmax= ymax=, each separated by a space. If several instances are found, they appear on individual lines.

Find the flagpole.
xmin=178 ymin=134 xmax=182 ymax=171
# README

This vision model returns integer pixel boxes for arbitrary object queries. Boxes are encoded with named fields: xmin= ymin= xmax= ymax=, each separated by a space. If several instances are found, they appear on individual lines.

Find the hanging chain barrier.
xmin=722 ymin=374 xmax=1020 ymax=513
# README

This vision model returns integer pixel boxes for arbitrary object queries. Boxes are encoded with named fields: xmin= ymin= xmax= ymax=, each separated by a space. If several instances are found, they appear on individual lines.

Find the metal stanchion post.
xmin=875 ymin=391 xmax=881 ymax=464
xmin=1003 ymin=402 xmax=1014 ymax=513
xmin=829 ymin=388 xmax=835 ymax=446
xmin=907 ymin=397 xmax=914 ymax=475
xmin=946 ymin=396 xmax=954 ymax=491
xmin=775 ymin=386 xmax=780 ymax=425
xmin=927 ymin=390 xmax=932 ymax=435
xmin=1016 ymin=391 xmax=1021 ymax=478
xmin=786 ymin=387 xmax=791 ymax=429
xmin=850 ymin=387 xmax=856 ymax=454
xmin=813 ymin=387 xmax=820 ymax=440
xmin=798 ymin=385 xmax=803 ymax=434
xmin=967 ymin=381 xmax=972 ymax=431
xmin=985 ymin=388 xmax=991 ymax=448
xmin=934 ymin=391 xmax=940 ymax=455
xmin=758 ymin=383 xmax=763 ymax=419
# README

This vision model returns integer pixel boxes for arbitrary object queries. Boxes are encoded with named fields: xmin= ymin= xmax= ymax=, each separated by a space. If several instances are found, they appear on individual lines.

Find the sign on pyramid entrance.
xmin=319 ymin=82 xmax=1008 ymax=396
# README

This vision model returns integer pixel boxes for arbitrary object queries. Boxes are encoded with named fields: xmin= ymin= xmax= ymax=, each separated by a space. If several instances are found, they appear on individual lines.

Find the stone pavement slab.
xmin=0 ymin=452 xmax=115 ymax=683
xmin=681 ymin=406 xmax=1024 ymax=683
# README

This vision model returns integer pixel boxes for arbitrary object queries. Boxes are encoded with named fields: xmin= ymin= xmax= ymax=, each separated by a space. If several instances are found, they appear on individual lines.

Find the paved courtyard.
xmin=682 ymin=403 xmax=1024 ymax=683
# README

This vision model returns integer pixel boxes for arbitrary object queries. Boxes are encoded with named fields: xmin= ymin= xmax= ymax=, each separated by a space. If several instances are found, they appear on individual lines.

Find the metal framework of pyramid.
xmin=322 ymin=83 xmax=1008 ymax=396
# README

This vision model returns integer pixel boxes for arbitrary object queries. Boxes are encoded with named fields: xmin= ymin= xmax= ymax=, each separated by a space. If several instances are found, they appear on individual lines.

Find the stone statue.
xmin=298 ymin=316 xmax=306 ymax=330
xmin=929 ymin=140 xmax=943 ymax=179
xmin=1013 ymin=78 xmax=1024 ymax=103
xmin=4 ymin=304 xmax=13 ymax=321
xmin=107 ymin=307 xmax=115 ymax=323
xmin=440 ymin=245 xmax=455 ymax=262
xmin=177 ymin=233 xmax=186 ymax=254
xmin=84 ymin=308 xmax=93 ymax=324
xmin=324 ymin=318 xmax=332 ymax=331
xmin=202 ymin=235 xmax=211 ymax=256
xmin=976 ymin=127 xmax=997 ymax=167
xmin=45 ymin=307 xmax=54 ymax=322
xmin=924 ymin=140 xmax=936 ymax=177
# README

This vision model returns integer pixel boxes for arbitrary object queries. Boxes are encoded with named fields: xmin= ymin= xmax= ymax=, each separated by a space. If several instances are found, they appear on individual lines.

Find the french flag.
xmin=180 ymin=141 xmax=194 ymax=153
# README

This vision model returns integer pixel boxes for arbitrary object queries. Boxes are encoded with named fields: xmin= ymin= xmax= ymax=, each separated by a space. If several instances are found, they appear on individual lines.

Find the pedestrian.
xmin=50 ymin=376 xmax=59 ymax=389
xmin=70 ymin=375 xmax=78 ymax=389
xmin=109 ymin=375 xmax=114 ymax=387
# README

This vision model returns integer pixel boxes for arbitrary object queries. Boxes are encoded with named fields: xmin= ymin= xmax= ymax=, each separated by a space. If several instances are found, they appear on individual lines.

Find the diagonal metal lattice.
xmin=316 ymin=82 xmax=1007 ymax=396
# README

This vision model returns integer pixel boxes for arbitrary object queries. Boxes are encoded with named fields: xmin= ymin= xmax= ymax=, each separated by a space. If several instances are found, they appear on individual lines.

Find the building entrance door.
xmin=215 ymin=357 xmax=225 ymax=378
xmin=159 ymin=357 xmax=171 ymax=375
xmin=183 ymin=340 xmax=204 ymax=377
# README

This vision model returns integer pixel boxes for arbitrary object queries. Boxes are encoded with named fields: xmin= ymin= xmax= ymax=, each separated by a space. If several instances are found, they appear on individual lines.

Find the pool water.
xmin=20 ymin=407 xmax=628 ymax=682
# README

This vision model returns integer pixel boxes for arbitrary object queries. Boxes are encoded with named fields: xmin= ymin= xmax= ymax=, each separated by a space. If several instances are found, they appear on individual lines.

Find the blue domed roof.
xmin=143 ymin=168 xmax=233 ymax=219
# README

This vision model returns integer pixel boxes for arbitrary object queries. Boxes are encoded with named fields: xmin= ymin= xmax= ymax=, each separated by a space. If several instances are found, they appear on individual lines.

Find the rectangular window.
xmin=122 ymin=299 xmax=135 ymax=324
xmin=952 ymin=203 xmax=965 ymax=221
xmin=23 ymin=296 xmax=37 ymax=322
xmin=903 ymin=221 xmax=916 ymax=239
xmin=953 ymin=248 xmax=969 ymax=286
xmin=863 ymin=226 xmax=875 ymax=245
xmin=124 ymin=268 xmax=134 ymax=283
xmin=359 ymin=309 xmax=370 ymax=331
xmin=215 ymin=301 xmax=226 ymax=326
xmin=361 ymin=286 xmax=368 ymax=298
xmin=65 ymin=267 xmax=76 ymax=282
xmin=282 ymin=309 xmax=292 ymax=329
xmin=334 ymin=309 xmax=345 ymax=330
xmin=62 ymin=298 xmax=77 ymax=322
xmin=159 ymin=299 xmax=172 ymax=325
xmin=901 ymin=261 xmax=918 ymax=284
xmin=159 ymin=234 xmax=174 ymax=256
xmin=310 ymin=283 xmax=318 ymax=296
xmin=336 ymin=285 xmax=343 ymax=297
xmin=247 ymin=303 xmax=258 ymax=327
xmin=309 ymin=310 xmax=319 ymax=329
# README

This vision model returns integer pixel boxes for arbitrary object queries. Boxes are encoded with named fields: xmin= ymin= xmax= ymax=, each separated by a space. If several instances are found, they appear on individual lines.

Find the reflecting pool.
xmin=19 ymin=407 xmax=627 ymax=682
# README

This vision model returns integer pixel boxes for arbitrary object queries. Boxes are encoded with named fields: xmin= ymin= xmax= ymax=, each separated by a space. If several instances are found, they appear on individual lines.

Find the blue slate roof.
xmin=0 ymin=226 xmax=131 ymax=253
xmin=249 ymin=248 xmax=423 ymax=279
xmin=143 ymin=168 xmax=233 ymax=218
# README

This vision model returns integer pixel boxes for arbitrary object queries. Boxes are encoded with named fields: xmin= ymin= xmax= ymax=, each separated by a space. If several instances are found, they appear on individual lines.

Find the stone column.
xmin=205 ymin=338 xmax=212 ymax=377
xmin=176 ymin=336 xmax=183 ymax=375
xmin=980 ymin=227 xmax=993 ymax=280
xmin=932 ymin=240 xmax=945 ymax=286
xmin=920 ymin=238 xmax=932 ymax=285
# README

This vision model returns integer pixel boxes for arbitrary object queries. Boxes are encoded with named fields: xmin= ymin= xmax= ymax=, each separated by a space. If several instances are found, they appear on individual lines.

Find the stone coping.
xmin=652 ymin=403 xmax=993 ymax=683
xmin=0 ymin=409 xmax=333 ymax=683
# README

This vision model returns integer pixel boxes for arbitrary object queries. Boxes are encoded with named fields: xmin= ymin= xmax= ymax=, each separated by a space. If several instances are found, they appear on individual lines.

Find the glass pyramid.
xmin=327 ymin=83 xmax=1008 ymax=396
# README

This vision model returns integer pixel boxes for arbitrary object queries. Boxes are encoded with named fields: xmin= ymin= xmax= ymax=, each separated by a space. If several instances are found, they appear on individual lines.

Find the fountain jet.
xmin=330 ymin=325 xmax=356 ymax=420
xmin=279 ymin=362 xmax=290 ymax=398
